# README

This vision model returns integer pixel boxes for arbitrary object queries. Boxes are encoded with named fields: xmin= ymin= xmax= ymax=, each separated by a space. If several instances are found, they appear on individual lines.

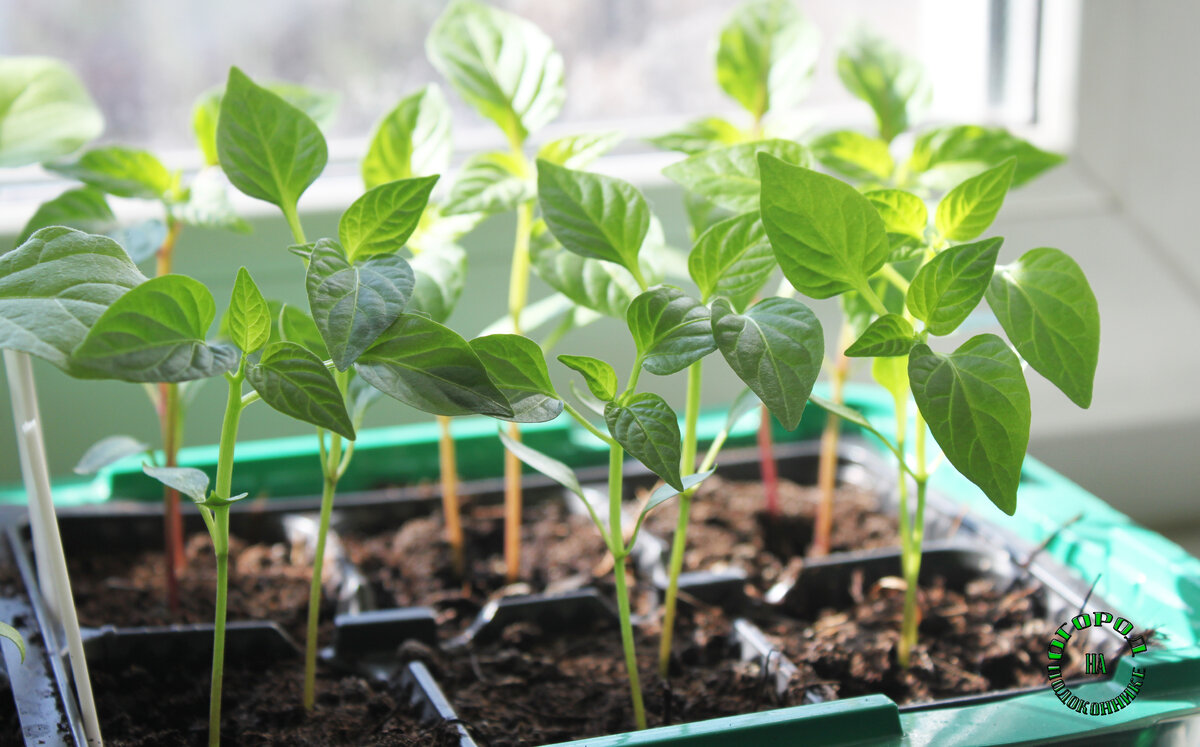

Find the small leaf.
xmin=759 ymin=154 xmax=889 ymax=299
xmin=306 ymin=239 xmax=415 ymax=370
xmin=278 ymin=303 xmax=329 ymax=359
xmin=985 ymin=247 xmax=1099 ymax=408
xmin=74 ymin=435 xmax=149 ymax=475
xmin=906 ymin=237 xmax=1002 ymax=335
xmin=143 ymin=464 xmax=210 ymax=503
xmin=811 ymin=130 xmax=894 ymax=183
xmin=409 ymin=244 xmax=467 ymax=324
xmin=72 ymin=274 xmax=238 ymax=382
xmin=0 ymin=621 xmax=25 ymax=664
xmin=627 ymin=286 xmax=716 ymax=376
xmin=497 ymin=428 xmax=589 ymax=507
xmin=663 ymin=139 xmax=810 ymax=213
xmin=444 ymin=152 xmax=531 ymax=216
xmin=935 ymin=158 xmax=1016 ymax=241
xmin=217 ymin=67 xmax=327 ymax=211
xmin=537 ymin=160 xmax=649 ymax=276
xmin=864 ymin=189 xmax=927 ymax=239
xmin=46 ymin=146 xmax=172 ymax=200
xmin=908 ymin=124 xmax=1065 ymax=189
xmin=641 ymin=470 xmax=714 ymax=517
xmin=688 ymin=212 xmax=774 ymax=310
xmin=845 ymin=314 xmax=915 ymax=357
xmin=246 ymin=341 xmax=354 ymax=439
xmin=647 ymin=117 xmax=745 ymax=155
xmin=605 ymin=392 xmax=683 ymax=490
xmin=339 ymin=176 xmax=438 ymax=261
xmin=224 ymin=267 xmax=271 ymax=354
xmin=0 ymin=57 xmax=103 ymax=168
xmin=837 ymin=32 xmax=930 ymax=143
xmin=537 ymin=131 xmax=623 ymax=169
xmin=171 ymin=167 xmax=252 ymax=234
xmin=354 ymin=313 xmax=513 ymax=418
xmin=558 ymin=354 xmax=618 ymax=402
xmin=426 ymin=0 xmax=564 ymax=145
xmin=470 ymin=334 xmax=562 ymax=423
xmin=17 ymin=187 xmax=115 ymax=246
xmin=363 ymin=84 xmax=452 ymax=187
xmin=711 ymin=296 xmax=823 ymax=430
xmin=909 ymin=335 xmax=1030 ymax=515
xmin=716 ymin=0 xmax=820 ymax=118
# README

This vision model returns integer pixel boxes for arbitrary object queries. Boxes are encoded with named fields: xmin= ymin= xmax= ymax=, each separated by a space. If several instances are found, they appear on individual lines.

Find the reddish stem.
xmin=758 ymin=406 xmax=780 ymax=517
xmin=156 ymin=220 xmax=185 ymax=613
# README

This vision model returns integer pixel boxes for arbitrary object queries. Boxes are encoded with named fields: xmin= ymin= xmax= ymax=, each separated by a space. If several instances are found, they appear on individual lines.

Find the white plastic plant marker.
xmin=4 ymin=350 xmax=104 ymax=746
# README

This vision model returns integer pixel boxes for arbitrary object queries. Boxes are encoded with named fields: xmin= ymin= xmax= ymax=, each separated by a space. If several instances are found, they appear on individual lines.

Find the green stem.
xmin=564 ymin=403 xmax=615 ymax=446
xmin=855 ymin=280 xmax=890 ymax=317
xmin=508 ymin=201 xmax=534 ymax=334
xmin=609 ymin=445 xmax=647 ymax=730
xmin=898 ymin=407 xmax=928 ymax=668
xmin=282 ymin=201 xmax=307 ymax=245
xmin=879 ymin=263 xmax=911 ymax=294
xmin=658 ymin=361 xmax=702 ymax=678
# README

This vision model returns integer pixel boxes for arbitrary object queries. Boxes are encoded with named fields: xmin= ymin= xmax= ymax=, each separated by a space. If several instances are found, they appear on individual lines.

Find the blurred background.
xmin=0 ymin=1 xmax=1197 ymax=553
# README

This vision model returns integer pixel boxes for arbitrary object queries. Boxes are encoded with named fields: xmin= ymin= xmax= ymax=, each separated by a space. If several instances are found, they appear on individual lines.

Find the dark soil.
xmin=91 ymin=654 xmax=461 ymax=746
xmin=644 ymin=475 xmax=898 ymax=590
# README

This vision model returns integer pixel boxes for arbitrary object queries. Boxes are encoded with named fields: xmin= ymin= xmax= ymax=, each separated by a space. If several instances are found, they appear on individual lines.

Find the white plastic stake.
xmin=5 ymin=350 xmax=103 ymax=746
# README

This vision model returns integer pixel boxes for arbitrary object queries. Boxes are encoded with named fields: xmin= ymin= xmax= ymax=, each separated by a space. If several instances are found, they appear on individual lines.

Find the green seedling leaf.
xmin=530 ymin=232 xmax=646 ymax=318
xmin=935 ymin=158 xmax=1016 ymax=241
xmin=17 ymin=187 xmax=114 ymax=245
xmin=906 ymin=237 xmax=1002 ymax=336
xmin=537 ymin=160 xmax=649 ymax=275
xmin=845 ymin=314 xmax=915 ymax=357
xmin=427 ymin=0 xmax=564 ymax=145
xmin=471 ymin=334 xmax=562 ymax=423
xmin=278 ymin=303 xmax=329 ymax=359
xmin=688 ymin=212 xmax=774 ymax=311
xmin=409 ymin=244 xmax=467 ymax=324
xmin=143 ymin=464 xmax=210 ymax=503
xmin=72 ymin=274 xmax=237 ymax=382
xmin=306 ymin=239 xmax=415 ymax=370
xmin=74 ymin=435 xmax=149 ymax=475
xmin=864 ymin=188 xmax=927 ymax=240
xmin=711 ymin=296 xmax=823 ymax=430
xmin=224 ymin=267 xmax=271 ymax=354
xmin=194 ymin=81 xmax=338 ymax=167
xmin=986 ymin=247 xmax=1099 ymax=408
xmin=647 ymin=117 xmax=745 ymax=156
xmin=909 ymin=334 xmax=1030 ymax=515
xmin=663 ymin=139 xmax=810 ymax=213
xmin=837 ymin=32 xmax=930 ymax=143
xmin=812 ymin=130 xmax=894 ymax=183
xmin=559 ymin=354 xmax=618 ymax=402
xmin=339 ymin=176 xmax=438 ymax=261
xmin=642 ymin=470 xmax=714 ymax=516
xmin=908 ymin=124 xmax=1065 ymax=189
xmin=759 ymin=154 xmax=889 ymax=299
xmin=627 ymin=286 xmax=716 ymax=376
xmin=497 ymin=428 xmax=610 ymax=543
xmin=871 ymin=354 xmax=908 ymax=402
xmin=0 ymin=228 xmax=146 ymax=369
xmin=716 ymin=0 xmax=819 ymax=118
xmin=216 ymin=67 xmax=327 ymax=212
xmin=354 ymin=313 xmax=513 ymax=418
xmin=246 ymin=341 xmax=355 ymax=439
xmin=444 ymin=151 xmax=531 ymax=216
xmin=171 ymin=167 xmax=252 ymax=234
xmin=46 ymin=146 xmax=173 ymax=200
xmin=808 ymin=394 xmax=910 ymax=468
xmin=0 ymin=57 xmax=103 ymax=168
xmin=605 ymin=392 xmax=684 ymax=491
xmin=363 ymin=84 xmax=452 ymax=187
xmin=569 ymin=380 xmax=607 ymax=418
xmin=538 ymin=131 xmax=623 ymax=169
xmin=0 ymin=621 xmax=24 ymax=663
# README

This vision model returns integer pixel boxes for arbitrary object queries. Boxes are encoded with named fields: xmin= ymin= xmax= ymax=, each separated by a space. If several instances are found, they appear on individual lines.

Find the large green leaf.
xmin=72 ymin=274 xmax=237 ymax=382
xmin=537 ymin=160 xmax=649 ymax=275
xmin=246 ymin=341 xmax=354 ymax=439
xmin=363 ymin=84 xmax=452 ymax=188
xmin=426 ymin=0 xmax=564 ymax=145
xmin=537 ymin=131 xmax=623 ymax=170
xmin=605 ymin=392 xmax=683 ymax=490
xmin=558 ymin=354 xmax=617 ymax=402
xmin=354 ymin=313 xmax=513 ymax=418
xmin=908 ymin=124 xmax=1065 ymax=189
xmin=985 ymin=247 xmax=1099 ymax=408
xmin=759 ymin=154 xmax=889 ymax=299
xmin=444 ymin=151 xmax=531 ymax=216
xmin=194 ymin=81 xmax=338 ymax=167
xmin=935 ymin=158 xmax=1016 ymax=242
xmin=0 ymin=57 xmax=103 ymax=167
xmin=46 ymin=146 xmax=173 ymax=200
xmin=339 ymin=176 xmax=438 ymax=261
xmin=0 ymin=227 xmax=145 ymax=370
xmin=811 ymin=130 xmax=894 ymax=183
xmin=409 ymin=244 xmax=466 ymax=324
xmin=627 ymin=286 xmax=716 ymax=375
xmin=687 ymin=212 xmax=774 ymax=310
xmin=171 ymin=167 xmax=252 ymax=234
xmin=647 ymin=117 xmax=745 ymax=156
xmin=224 ymin=267 xmax=271 ymax=354
xmin=715 ymin=0 xmax=820 ymax=118
xmin=216 ymin=67 xmax=327 ymax=212
xmin=711 ymin=296 xmax=823 ymax=430
xmin=909 ymin=334 xmax=1030 ymax=515
xmin=306 ymin=239 xmax=414 ymax=371
xmin=470 ymin=333 xmax=562 ymax=423
xmin=864 ymin=188 xmax=927 ymax=239
xmin=837 ymin=32 xmax=930 ymax=143
xmin=663 ymin=139 xmax=810 ymax=213
xmin=906 ymin=237 xmax=1002 ymax=336
xmin=845 ymin=313 xmax=915 ymax=358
